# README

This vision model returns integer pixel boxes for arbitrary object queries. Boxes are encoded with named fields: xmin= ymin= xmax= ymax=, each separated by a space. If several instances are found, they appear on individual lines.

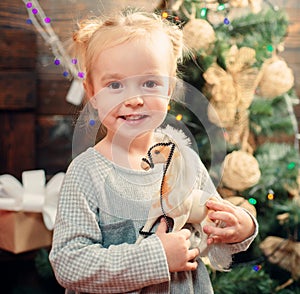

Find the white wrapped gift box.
xmin=0 ymin=170 xmax=64 ymax=253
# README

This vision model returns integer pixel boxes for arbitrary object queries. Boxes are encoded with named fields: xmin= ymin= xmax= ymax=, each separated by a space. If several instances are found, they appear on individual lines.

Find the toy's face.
xmin=150 ymin=145 xmax=171 ymax=163
xmin=140 ymin=145 xmax=169 ymax=170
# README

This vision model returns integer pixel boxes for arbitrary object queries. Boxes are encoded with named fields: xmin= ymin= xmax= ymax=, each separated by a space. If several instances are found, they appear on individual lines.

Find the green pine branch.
xmin=214 ymin=8 xmax=289 ymax=67
xmin=246 ymin=142 xmax=300 ymax=203
xmin=211 ymin=265 xmax=274 ymax=294
xmin=249 ymin=93 xmax=296 ymax=137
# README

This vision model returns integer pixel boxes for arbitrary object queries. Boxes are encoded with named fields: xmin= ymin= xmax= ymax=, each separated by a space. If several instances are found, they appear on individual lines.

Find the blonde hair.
xmin=71 ymin=8 xmax=184 ymax=86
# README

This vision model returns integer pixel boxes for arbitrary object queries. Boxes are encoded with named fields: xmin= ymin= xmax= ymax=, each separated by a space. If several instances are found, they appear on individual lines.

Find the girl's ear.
xmin=84 ymin=81 xmax=97 ymax=109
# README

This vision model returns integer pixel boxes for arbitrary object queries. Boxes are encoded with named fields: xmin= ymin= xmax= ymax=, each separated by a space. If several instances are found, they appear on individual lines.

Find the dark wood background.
xmin=0 ymin=0 xmax=299 ymax=179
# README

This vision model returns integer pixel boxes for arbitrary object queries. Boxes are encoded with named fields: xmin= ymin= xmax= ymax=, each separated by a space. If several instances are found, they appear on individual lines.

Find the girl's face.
xmin=86 ymin=33 xmax=174 ymax=141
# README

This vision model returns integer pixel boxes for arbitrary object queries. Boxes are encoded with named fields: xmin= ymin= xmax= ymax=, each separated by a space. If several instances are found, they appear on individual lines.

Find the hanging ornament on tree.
xmin=207 ymin=100 xmax=238 ymax=129
xmin=204 ymin=63 xmax=239 ymax=128
xmin=259 ymin=236 xmax=300 ymax=280
xmin=183 ymin=18 xmax=215 ymax=51
xmin=224 ymin=110 xmax=250 ymax=146
xmin=225 ymin=45 xmax=262 ymax=111
xmin=204 ymin=45 xmax=261 ymax=140
xmin=258 ymin=55 xmax=294 ymax=99
xmin=221 ymin=150 xmax=261 ymax=191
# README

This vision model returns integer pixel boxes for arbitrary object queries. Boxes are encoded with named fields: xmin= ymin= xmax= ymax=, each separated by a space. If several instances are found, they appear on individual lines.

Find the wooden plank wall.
xmin=0 ymin=0 xmax=299 ymax=179
xmin=0 ymin=26 xmax=37 ymax=178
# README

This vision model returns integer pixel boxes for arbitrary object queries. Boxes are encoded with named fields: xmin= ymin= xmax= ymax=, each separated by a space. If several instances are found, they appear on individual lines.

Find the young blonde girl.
xmin=49 ymin=8 xmax=257 ymax=294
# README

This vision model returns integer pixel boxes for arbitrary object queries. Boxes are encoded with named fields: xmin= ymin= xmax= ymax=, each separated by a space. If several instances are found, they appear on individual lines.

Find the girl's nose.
xmin=124 ymin=96 xmax=144 ymax=108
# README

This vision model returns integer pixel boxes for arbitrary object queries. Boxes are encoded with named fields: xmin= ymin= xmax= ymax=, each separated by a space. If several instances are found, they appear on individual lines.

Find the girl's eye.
xmin=143 ymin=80 xmax=157 ymax=88
xmin=108 ymin=82 xmax=122 ymax=89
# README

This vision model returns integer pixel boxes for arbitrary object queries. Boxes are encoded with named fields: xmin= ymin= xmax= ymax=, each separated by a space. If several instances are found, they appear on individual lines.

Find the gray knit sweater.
xmin=50 ymin=138 xmax=257 ymax=293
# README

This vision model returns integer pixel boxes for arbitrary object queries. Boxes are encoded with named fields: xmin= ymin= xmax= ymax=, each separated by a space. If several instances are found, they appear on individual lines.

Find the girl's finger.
xmin=187 ymin=248 xmax=200 ymax=261
xmin=179 ymin=228 xmax=192 ymax=240
xmin=186 ymin=260 xmax=198 ymax=271
xmin=206 ymin=200 xmax=235 ymax=213
xmin=208 ymin=211 xmax=236 ymax=226
xmin=210 ymin=227 xmax=238 ymax=243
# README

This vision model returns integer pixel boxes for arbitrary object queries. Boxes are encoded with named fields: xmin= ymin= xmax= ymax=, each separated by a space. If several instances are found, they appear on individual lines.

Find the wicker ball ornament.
xmin=258 ymin=56 xmax=294 ymax=99
xmin=183 ymin=18 xmax=215 ymax=51
xmin=221 ymin=150 xmax=261 ymax=191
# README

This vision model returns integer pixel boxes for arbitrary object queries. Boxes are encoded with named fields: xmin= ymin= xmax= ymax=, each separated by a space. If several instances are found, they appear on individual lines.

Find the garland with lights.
xmin=23 ymin=0 xmax=85 ymax=105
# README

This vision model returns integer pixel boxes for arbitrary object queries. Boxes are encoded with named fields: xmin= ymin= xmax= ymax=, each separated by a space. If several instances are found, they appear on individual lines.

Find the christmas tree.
xmin=157 ymin=0 xmax=300 ymax=292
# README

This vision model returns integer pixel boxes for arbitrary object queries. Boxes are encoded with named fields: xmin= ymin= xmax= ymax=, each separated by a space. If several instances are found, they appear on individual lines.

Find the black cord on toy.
xmin=139 ymin=141 xmax=176 ymax=235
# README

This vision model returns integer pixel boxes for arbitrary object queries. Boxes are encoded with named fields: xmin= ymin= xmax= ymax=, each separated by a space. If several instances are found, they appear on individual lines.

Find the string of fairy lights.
xmin=23 ymin=0 xmax=85 ymax=105
xmin=161 ymin=0 xmax=232 ymax=24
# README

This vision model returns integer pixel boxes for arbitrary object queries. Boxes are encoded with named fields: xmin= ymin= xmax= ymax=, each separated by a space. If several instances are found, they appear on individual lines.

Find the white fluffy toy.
xmin=136 ymin=126 xmax=232 ymax=270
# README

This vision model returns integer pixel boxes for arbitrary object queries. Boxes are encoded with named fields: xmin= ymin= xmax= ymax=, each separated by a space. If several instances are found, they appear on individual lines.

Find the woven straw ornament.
xmin=207 ymin=101 xmax=238 ymax=128
xmin=221 ymin=150 xmax=261 ymax=191
xmin=204 ymin=46 xmax=261 ymax=129
xmin=204 ymin=63 xmax=238 ymax=103
xmin=225 ymin=46 xmax=262 ymax=110
xmin=260 ymin=236 xmax=300 ymax=280
xmin=258 ymin=56 xmax=294 ymax=99
xmin=204 ymin=62 xmax=239 ymax=128
xmin=183 ymin=18 xmax=215 ymax=51
xmin=224 ymin=110 xmax=249 ymax=145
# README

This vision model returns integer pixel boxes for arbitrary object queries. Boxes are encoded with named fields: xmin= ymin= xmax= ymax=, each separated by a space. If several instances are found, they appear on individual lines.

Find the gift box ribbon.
xmin=0 ymin=170 xmax=65 ymax=230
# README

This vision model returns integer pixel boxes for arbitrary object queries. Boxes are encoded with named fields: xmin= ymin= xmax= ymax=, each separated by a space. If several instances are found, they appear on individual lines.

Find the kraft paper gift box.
xmin=0 ymin=170 xmax=65 ymax=253
xmin=0 ymin=210 xmax=53 ymax=254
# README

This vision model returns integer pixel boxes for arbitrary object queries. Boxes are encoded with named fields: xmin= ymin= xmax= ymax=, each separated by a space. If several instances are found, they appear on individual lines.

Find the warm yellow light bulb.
xmin=176 ymin=114 xmax=183 ymax=121
xmin=162 ymin=11 xmax=168 ymax=18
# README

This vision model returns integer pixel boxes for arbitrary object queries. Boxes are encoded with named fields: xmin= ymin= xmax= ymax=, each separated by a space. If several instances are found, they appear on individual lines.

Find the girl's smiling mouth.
xmin=118 ymin=114 xmax=149 ymax=121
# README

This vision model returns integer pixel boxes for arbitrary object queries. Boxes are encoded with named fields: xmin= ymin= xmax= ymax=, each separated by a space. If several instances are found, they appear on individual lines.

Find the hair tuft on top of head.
xmin=70 ymin=8 xmax=187 ymax=82
xmin=73 ymin=18 xmax=103 ymax=44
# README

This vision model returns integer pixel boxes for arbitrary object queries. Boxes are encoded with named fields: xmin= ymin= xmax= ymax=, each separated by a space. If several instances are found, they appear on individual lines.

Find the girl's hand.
xmin=203 ymin=200 xmax=256 ymax=245
xmin=155 ymin=218 xmax=199 ymax=272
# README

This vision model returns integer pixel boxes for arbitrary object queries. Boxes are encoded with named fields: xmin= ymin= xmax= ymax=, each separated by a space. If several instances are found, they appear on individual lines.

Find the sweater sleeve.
xmin=227 ymin=209 xmax=258 ymax=254
xmin=49 ymin=160 xmax=170 ymax=293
